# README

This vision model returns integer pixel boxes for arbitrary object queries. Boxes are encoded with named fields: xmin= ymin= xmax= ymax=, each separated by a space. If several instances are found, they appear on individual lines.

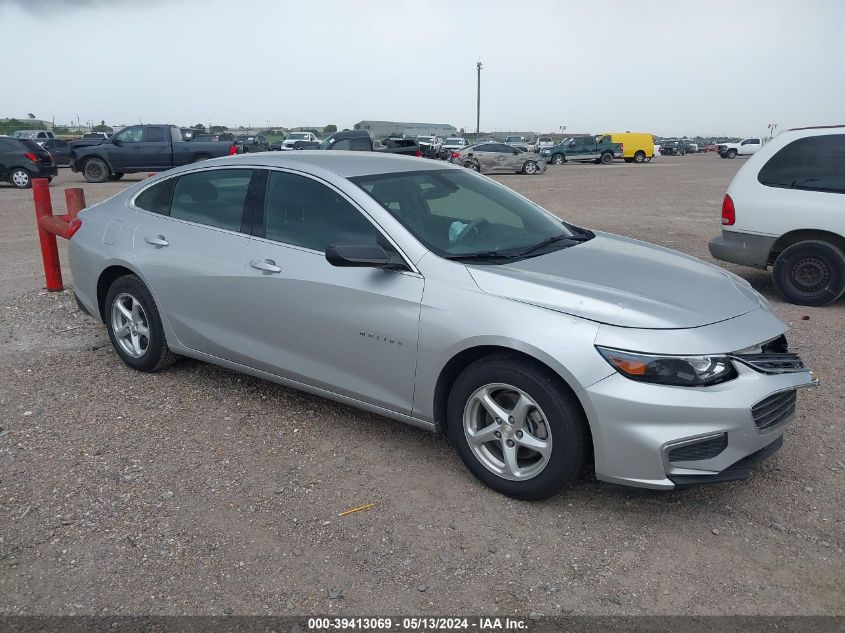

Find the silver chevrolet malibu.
xmin=69 ymin=151 xmax=816 ymax=500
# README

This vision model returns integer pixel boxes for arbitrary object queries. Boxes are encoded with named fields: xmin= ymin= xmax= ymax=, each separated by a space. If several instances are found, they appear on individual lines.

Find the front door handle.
xmin=144 ymin=235 xmax=169 ymax=247
xmin=250 ymin=258 xmax=281 ymax=273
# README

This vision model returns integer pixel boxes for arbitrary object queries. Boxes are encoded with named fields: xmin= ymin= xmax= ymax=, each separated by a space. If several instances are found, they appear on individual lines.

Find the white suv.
xmin=709 ymin=126 xmax=845 ymax=306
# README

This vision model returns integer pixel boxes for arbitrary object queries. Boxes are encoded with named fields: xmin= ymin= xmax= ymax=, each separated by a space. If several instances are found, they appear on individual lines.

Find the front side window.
xmin=352 ymin=169 xmax=580 ymax=260
xmin=170 ymin=169 xmax=253 ymax=231
xmin=114 ymin=127 xmax=143 ymax=143
xmin=263 ymin=171 xmax=380 ymax=252
xmin=758 ymin=134 xmax=845 ymax=194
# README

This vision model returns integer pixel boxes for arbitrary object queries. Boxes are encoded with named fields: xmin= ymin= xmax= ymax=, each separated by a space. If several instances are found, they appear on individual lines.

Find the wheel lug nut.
xmin=506 ymin=440 xmax=515 ymax=447
xmin=495 ymin=418 xmax=502 ymax=425
xmin=508 ymin=416 xmax=515 ymax=423
xmin=494 ymin=431 xmax=501 ymax=438
xmin=516 ymin=431 xmax=523 ymax=438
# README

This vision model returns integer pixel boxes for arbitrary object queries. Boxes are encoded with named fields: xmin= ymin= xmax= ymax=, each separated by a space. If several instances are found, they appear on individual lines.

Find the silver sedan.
xmin=450 ymin=142 xmax=547 ymax=175
xmin=69 ymin=152 xmax=816 ymax=500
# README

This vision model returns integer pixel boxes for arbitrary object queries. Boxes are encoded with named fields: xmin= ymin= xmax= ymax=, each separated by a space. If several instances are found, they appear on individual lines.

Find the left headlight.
xmin=596 ymin=346 xmax=737 ymax=387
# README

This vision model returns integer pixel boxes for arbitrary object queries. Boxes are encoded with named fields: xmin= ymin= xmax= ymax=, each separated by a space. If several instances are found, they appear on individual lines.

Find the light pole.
xmin=476 ymin=61 xmax=482 ymax=137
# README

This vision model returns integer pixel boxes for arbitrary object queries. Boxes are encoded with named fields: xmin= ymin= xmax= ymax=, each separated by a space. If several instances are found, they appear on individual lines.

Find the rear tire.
xmin=600 ymin=152 xmax=613 ymax=165
xmin=105 ymin=275 xmax=180 ymax=372
xmin=464 ymin=160 xmax=480 ymax=172
xmin=191 ymin=154 xmax=211 ymax=163
xmin=447 ymin=353 xmax=588 ymax=500
xmin=10 ymin=168 xmax=31 ymax=189
xmin=772 ymin=240 xmax=845 ymax=306
xmin=633 ymin=151 xmax=646 ymax=163
xmin=551 ymin=154 xmax=564 ymax=165
xmin=83 ymin=158 xmax=109 ymax=183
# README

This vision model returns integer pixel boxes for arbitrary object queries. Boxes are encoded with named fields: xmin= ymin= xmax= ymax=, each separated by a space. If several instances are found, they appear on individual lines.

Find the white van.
xmin=708 ymin=126 xmax=845 ymax=306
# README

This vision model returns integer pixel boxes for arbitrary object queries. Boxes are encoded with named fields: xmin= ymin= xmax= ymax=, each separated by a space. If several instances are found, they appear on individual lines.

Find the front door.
xmin=243 ymin=169 xmax=423 ymax=414
xmin=132 ymin=167 xmax=257 ymax=363
xmin=108 ymin=125 xmax=147 ymax=171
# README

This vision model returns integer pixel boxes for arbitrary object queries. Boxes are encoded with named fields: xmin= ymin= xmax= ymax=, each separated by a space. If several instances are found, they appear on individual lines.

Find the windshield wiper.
xmin=516 ymin=234 xmax=587 ymax=257
xmin=443 ymin=251 xmax=520 ymax=262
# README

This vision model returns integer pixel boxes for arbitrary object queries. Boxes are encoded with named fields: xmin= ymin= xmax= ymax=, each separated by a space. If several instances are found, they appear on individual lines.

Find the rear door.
xmin=132 ymin=167 xmax=257 ymax=363
xmin=242 ymin=169 xmax=423 ymax=414
xmin=143 ymin=126 xmax=172 ymax=170
xmin=470 ymin=144 xmax=499 ymax=171
xmin=741 ymin=138 xmax=762 ymax=155
xmin=108 ymin=126 xmax=146 ymax=171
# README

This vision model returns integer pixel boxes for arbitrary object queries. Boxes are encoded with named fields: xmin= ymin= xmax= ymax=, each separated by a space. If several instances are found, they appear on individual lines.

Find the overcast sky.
xmin=2 ymin=0 xmax=843 ymax=136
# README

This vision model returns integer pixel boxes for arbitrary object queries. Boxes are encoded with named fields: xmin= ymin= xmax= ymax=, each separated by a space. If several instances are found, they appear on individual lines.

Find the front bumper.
xmin=580 ymin=352 xmax=816 ymax=490
xmin=708 ymin=230 xmax=776 ymax=269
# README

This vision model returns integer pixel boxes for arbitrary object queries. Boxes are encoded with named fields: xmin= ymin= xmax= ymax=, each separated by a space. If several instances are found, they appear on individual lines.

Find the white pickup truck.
xmin=717 ymin=137 xmax=763 ymax=159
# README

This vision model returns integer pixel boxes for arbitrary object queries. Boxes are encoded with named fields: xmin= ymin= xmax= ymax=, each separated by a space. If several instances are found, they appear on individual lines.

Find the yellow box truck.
xmin=598 ymin=132 xmax=655 ymax=163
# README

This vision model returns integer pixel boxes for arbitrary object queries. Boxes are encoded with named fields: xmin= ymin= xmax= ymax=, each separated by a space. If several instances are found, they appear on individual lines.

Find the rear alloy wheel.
xmin=83 ymin=158 xmax=110 ymax=183
xmin=600 ymin=152 xmax=613 ymax=165
xmin=448 ymin=354 xmax=588 ymax=500
xmin=772 ymin=240 xmax=845 ymax=306
xmin=633 ymin=150 xmax=646 ymax=163
xmin=10 ymin=168 xmax=31 ymax=188
xmin=522 ymin=161 xmax=538 ymax=175
xmin=464 ymin=160 xmax=480 ymax=172
xmin=551 ymin=154 xmax=564 ymax=165
xmin=105 ymin=275 xmax=179 ymax=372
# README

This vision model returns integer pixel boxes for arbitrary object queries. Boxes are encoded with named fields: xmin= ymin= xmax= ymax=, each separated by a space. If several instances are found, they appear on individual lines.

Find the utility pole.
xmin=476 ymin=61 xmax=482 ymax=137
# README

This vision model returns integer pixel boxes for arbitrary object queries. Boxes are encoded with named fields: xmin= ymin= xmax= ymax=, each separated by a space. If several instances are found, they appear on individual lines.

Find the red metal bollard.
xmin=65 ymin=188 xmax=86 ymax=221
xmin=33 ymin=178 xmax=63 ymax=292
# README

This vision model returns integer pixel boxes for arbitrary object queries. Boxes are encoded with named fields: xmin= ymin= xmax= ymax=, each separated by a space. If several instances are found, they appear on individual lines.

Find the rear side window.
xmin=758 ymin=134 xmax=845 ymax=194
xmin=170 ymin=169 xmax=253 ymax=231
xmin=134 ymin=178 xmax=176 ymax=215
xmin=145 ymin=127 xmax=166 ymax=143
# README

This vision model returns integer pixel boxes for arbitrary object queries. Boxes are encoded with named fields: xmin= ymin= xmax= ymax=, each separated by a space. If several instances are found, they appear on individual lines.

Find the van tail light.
xmin=451 ymin=152 xmax=461 ymax=158
xmin=24 ymin=152 xmax=38 ymax=162
xmin=721 ymin=194 xmax=735 ymax=225
xmin=67 ymin=218 xmax=83 ymax=239
xmin=619 ymin=143 xmax=624 ymax=151
xmin=229 ymin=144 xmax=238 ymax=155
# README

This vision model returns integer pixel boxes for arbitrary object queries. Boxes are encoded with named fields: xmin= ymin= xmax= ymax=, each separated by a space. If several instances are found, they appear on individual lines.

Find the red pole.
xmin=64 ymin=188 xmax=86 ymax=221
xmin=32 ymin=178 xmax=63 ymax=292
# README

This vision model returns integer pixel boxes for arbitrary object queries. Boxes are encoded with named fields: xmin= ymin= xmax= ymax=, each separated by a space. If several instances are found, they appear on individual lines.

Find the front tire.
xmin=83 ymin=158 xmax=109 ymax=183
xmin=105 ymin=275 xmax=179 ymax=372
xmin=727 ymin=149 xmax=737 ymax=159
xmin=522 ymin=161 xmax=538 ymax=175
xmin=10 ymin=168 xmax=31 ymax=188
xmin=772 ymin=240 xmax=845 ymax=306
xmin=447 ymin=354 xmax=589 ymax=500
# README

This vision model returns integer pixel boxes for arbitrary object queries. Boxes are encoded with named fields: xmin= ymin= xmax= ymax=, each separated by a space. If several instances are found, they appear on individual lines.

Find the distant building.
xmin=354 ymin=120 xmax=458 ymax=139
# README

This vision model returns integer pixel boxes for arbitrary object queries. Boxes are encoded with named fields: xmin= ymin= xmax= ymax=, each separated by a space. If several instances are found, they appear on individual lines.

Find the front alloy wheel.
xmin=463 ymin=384 xmax=552 ymax=481
xmin=522 ymin=161 xmax=538 ymax=175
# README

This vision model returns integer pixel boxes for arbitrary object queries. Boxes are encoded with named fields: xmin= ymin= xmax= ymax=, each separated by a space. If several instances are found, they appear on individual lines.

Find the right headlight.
xmin=596 ymin=347 xmax=737 ymax=387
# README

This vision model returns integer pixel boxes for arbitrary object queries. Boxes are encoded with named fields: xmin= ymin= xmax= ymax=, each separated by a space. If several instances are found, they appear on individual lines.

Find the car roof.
xmin=199 ymin=150 xmax=459 ymax=178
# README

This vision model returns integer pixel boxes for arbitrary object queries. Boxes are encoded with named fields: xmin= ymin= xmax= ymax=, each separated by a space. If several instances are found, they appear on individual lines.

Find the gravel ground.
xmin=0 ymin=159 xmax=842 ymax=616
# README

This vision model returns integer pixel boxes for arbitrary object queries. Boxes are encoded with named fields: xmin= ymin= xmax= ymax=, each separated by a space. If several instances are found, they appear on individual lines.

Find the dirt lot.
xmin=0 ymin=158 xmax=842 ymax=616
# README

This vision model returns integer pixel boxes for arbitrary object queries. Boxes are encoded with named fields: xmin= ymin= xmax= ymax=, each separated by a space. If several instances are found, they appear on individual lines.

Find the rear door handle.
xmin=144 ymin=235 xmax=169 ymax=247
xmin=250 ymin=258 xmax=281 ymax=273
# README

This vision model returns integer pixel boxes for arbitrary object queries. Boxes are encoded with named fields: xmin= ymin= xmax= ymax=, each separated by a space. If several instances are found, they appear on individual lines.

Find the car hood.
xmin=465 ymin=232 xmax=764 ymax=329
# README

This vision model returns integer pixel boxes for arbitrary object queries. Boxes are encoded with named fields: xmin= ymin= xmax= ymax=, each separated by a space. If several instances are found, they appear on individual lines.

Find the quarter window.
xmin=170 ymin=169 xmax=253 ymax=231
xmin=134 ymin=178 xmax=176 ymax=215
xmin=263 ymin=171 xmax=380 ymax=252
xmin=757 ymin=134 xmax=845 ymax=194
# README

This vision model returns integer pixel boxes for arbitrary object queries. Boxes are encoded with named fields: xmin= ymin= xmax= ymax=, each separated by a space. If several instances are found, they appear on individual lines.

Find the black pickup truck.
xmin=69 ymin=124 xmax=241 ymax=182
xmin=318 ymin=130 xmax=420 ymax=156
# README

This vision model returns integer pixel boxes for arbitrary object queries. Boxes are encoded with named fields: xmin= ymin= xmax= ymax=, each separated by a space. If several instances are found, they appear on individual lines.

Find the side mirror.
xmin=111 ymin=138 xmax=120 ymax=146
xmin=326 ymin=243 xmax=392 ymax=268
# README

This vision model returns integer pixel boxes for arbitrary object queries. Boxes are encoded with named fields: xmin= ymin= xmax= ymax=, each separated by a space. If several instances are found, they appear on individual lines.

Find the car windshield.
xmin=417 ymin=136 xmax=434 ymax=142
xmin=351 ymin=169 xmax=585 ymax=262
xmin=444 ymin=138 xmax=463 ymax=145
xmin=289 ymin=133 xmax=309 ymax=139
xmin=506 ymin=137 xmax=522 ymax=142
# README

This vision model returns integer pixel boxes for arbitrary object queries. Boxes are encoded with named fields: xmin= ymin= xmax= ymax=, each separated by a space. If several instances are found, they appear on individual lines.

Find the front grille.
xmin=752 ymin=390 xmax=797 ymax=430
xmin=668 ymin=434 xmax=728 ymax=463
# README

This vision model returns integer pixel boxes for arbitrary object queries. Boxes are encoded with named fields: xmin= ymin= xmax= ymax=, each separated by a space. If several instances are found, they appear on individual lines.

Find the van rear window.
xmin=758 ymin=134 xmax=845 ymax=194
